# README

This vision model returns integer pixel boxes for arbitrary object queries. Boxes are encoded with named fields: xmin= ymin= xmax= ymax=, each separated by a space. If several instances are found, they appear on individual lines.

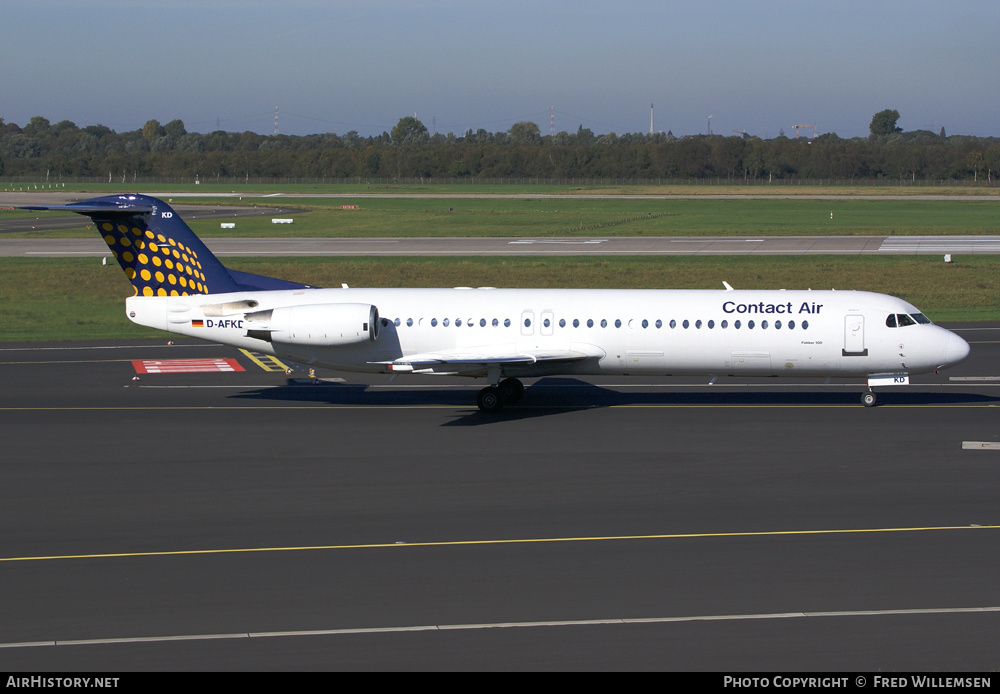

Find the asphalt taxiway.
xmin=0 ymin=326 xmax=998 ymax=670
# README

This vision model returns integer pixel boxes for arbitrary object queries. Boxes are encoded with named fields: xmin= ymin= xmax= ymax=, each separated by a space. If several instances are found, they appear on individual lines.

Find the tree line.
xmin=2 ymin=111 xmax=998 ymax=183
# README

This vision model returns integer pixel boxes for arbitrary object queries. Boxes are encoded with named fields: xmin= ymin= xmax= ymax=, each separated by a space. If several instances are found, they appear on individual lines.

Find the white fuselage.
xmin=126 ymin=287 xmax=969 ymax=380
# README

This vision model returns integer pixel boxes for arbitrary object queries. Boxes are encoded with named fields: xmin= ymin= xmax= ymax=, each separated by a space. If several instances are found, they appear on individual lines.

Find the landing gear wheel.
xmin=498 ymin=378 xmax=524 ymax=404
xmin=862 ymin=391 xmax=877 ymax=407
xmin=477 ymin=386 xmax=504 ymax=413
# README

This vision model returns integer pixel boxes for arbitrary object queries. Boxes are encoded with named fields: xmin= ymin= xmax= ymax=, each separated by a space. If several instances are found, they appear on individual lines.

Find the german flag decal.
xmin=191 ymin=319 xmax=204 ymax=327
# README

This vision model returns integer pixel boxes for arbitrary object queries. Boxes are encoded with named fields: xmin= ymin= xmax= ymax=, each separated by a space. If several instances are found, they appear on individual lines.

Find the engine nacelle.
xmin=246 ymin=303 xmax=379 ymax=346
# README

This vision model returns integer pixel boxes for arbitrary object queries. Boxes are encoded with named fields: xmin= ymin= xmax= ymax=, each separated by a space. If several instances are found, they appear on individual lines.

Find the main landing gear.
xmin=477 ymin=378 xmax=524 ymax=413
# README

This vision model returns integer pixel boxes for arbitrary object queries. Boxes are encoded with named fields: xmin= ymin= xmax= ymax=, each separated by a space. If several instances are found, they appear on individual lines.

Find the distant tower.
xmin=707 ymin=115 xmax=713 ymax=135
xmin=273 ymin=106 xmax=279 ymax=136
xmin=550 ymin=105 xmax=555 ymax=137
xmin=649 ymin=103 xmax=654 ymax=136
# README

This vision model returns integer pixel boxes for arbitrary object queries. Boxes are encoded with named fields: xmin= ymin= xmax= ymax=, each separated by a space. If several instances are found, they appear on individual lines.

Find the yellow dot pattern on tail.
xmin=100 ymin=221 xmax=207 ymax=297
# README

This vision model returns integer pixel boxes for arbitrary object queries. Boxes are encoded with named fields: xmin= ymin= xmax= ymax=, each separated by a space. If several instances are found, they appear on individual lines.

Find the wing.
xmin=372 ymin=344 xmax=605 ymax=374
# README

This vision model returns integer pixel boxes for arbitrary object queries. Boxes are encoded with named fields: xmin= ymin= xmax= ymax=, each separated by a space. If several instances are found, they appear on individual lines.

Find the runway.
xmin=0 ymin=204 xmax=300 ymax=235
xmin=1 ymin=326 xmax=998 ymax=670
xmin=7 ymin=235 xmax=1000 ymax=257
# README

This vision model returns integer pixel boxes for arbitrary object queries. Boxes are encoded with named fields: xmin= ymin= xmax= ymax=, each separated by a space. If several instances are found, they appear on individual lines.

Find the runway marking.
xmin=132 ymin=358 xmax=244 ymax=374
xmin=962 ymin=441 xmax=1000 ymax=450
xmin=238 ymin=349 xmax=290 ymax=372
xmin=1 ymin=525 xmax=996 ymax=564
xmin=0 ymin=358 xmax=138 ymax=365
xmin=2 ymin=605 xmax=998 ymax=650
xmin=0 ymin=343 xmax=223 ymax=352
xmin=508 ymin=240 xmax=607 ymax=245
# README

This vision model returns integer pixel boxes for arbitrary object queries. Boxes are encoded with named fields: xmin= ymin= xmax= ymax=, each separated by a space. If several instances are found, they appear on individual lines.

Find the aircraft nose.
xmin=944 ymin=332 xmax=970 ymax=367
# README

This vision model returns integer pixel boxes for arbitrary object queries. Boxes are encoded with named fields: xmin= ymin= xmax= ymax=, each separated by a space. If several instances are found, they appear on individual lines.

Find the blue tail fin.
xmin=21 ymin=194 xmax=310 ymax=296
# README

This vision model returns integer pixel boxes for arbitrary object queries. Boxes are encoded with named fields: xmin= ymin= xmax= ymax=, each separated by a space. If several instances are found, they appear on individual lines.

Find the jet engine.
xmin=245 ymin=303 xmax=379 ymax=346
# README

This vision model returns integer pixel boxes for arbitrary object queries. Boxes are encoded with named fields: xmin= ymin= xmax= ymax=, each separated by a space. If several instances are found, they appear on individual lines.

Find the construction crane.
xmin=793 ymin=124 xmax=818 ymax=140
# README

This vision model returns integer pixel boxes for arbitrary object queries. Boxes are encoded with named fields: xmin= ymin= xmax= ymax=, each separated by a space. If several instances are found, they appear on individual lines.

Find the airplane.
xmin=22 ymin=193 xmax=971 ymax=411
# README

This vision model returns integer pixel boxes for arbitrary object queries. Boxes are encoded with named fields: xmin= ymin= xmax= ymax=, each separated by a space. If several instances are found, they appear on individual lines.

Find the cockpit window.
xmin=886 ymin=314 xmax=897 ymax=328
xmin=912 ymin=313 xmax=931 ymax=324
xmin=896 ymin=313 xmax=916 ymax=327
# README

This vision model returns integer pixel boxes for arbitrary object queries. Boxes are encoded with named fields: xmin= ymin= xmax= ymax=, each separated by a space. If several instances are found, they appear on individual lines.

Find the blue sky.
xmin=3 ymin=0 xmax=997 ymax=139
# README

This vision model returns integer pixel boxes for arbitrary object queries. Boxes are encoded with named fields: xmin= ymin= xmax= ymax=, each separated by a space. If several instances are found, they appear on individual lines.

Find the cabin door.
xmin=843 ymin=314 xmax=868 ymax=356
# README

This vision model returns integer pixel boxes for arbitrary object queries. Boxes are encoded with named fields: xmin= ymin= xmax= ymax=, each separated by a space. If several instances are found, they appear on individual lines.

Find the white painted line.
xmin=950 ymin=376 xmax=1000 ymax=381
xmin=962 ymin=441 xmax=1000 ymax=450
xmin=0 ymin=343 xmax=223 ymax=352
xmin=2 ymin=606 xmax=997 ymax=649
xmin=507 ymin=240 xmax=607 ymax=245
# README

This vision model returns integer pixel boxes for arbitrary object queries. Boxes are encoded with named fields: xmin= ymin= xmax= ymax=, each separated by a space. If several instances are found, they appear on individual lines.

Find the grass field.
xmin=6 ymin=181 xmax=1000 ymax=196
xmin=1 ymin=255 xmax=995 ymax=342
xmin=5 ymin=196 xmax=1000 ymax=239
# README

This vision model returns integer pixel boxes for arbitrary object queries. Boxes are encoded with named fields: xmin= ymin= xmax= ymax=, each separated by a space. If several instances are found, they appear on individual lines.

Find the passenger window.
xmin=431 ymin=318 xmax=438 ymax=327
xmin=655 ymin=319 xmax=662 ymax=329
xmin=761 ymin=320 xmax=768 ymax=329
xmin=614 ymin=319 xmax=621 ymax=328
xmin=559 ymin=318 xmax=566 ymax=328
xmin=748 ymin=320 xmax=755 ymax=329
xmin=721 ymin=320 xmax=728 ymax=328
xmin=407 ymin=318 xmax=413 ymax=327
xmin=695 ymin=320 xmax=702 ymax=329
xmin=774 ymin=320 xmax=781 ymax=329
xmin=802 ymin=320 xmax=809 ymax=329
xmin=788 ymin=320 xmax=795 ymax=329
xmin=670 ymin=319 xmax=677 ymax=329
xmin=573 ymin=319 xmax=580 ymax=328
xmin=524 ymin=318 xmax=531 ymax=328
xmin=455 ymin=318 xmax=462 ymax=327
xmin=394 ymin=318 xmax=401 ymax=327
xmin=493 ymin=318 xmax=499 ymax=327
xmin=708 ymin=320 xmax=715 ymax=329
xmin=642 ymin=319 xmax=648 ymax=328
xmin=587 ymin=319 xmax=594 ymax=328
xmin=735 ymin=320 xmax=741 ymax=329
xmin=600 ymin=319 xmax=608 ymax=328
xmin=481 ymin=319 xmax=487 ymax=327
xmin=443 ymin=318 xmax=450 ymax=327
